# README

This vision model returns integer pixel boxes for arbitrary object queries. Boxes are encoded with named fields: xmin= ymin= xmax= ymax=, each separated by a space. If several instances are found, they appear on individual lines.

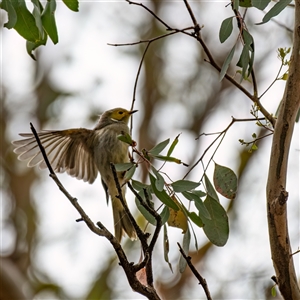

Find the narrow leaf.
xmin=149 ymin=174 xmax=179 ymax=210
xmin=160 ymin=205 xmax=170 ymax=225
xmin=62 ymin=0 xmax=79 ymax=11
xmin=252 ymin=0 xmax=270 ymax=10
xmin=41 ymin=0 xmax=58 ymax=44
xmin=182 ymin=192 xmax=211 ymax=220
xmin=171 ymin=180 xmax=200 ymax=193
xmin=148 ymin=138 xmax=170 ymax=155
xmin=152 ymin=155 xmax=185 ymax=165
xmin=179 ymin=227 xmax=191 ymax=273
xmin=163 ymin=225 xmax=173 ymax=272
xmin=239 ymin=0 xmax=253 ymax=7
xmin=219 ymin=17 xmax=234 ymax=43
xmin=131 ymin=179 xmax=148 ymax=191
xmin=10 ymin=0 xmax=40 ymax=42
xmin=220 ymin=45 xmax=236 ymax=81
xmin=124 ymin=165 xmax=136 ymax=180
xmin=202 ymin=196 xmax=229 ymax=246
xmin=236 ymin=45 xmax=250 ymax=79
xmin=167 ymin=134 xmax=180 ymax=157
xmin=242 ymin=29 xmax=254 ymax=52
xmin=151 ymin=167 xmax=165 ymax=192
xmin=204 ymin=174 xmax=219 ymax=202
xmin=135 ymin=191 xmax=156 ymax=226
xmin=188 ymin=211 xmax=203 ymax=228
xmin=213 ymin=163 xmax=238 ymax=200
xmin=233 ymin=0 xmax=239 ymax=9
xmin=117 ymin=132 xmax=133 ymax=145
xmin=114 ymin=162 xmax=134 ymax=172
xmin=1 ymin=0 xmax=17 ymax=29
xmin=257 ymin=0 xmax=292 ymax=25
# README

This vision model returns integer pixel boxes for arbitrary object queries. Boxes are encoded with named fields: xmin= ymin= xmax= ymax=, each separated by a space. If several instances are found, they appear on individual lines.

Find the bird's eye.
xmin=118 ymin=111 xmax=124 ymax=115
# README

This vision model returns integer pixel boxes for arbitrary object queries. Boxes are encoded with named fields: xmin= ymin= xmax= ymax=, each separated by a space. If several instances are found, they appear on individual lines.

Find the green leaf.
xmin=160 ymin=205 xmax=170 ymax=225
xmin=151 ymin=167 xmax=165 ymax=192
xmin=148 ymin=138 xmax=170 ymax=155
xmin=163 ymin=225 xmax=173 ymax=272
xmin=124 ymin=165 xmax=136 ymax=180
xmin=62 ymin=0 xmax=79 ymax=11
xmin=191 ymin=190 xmax=206 ymax=198
xmin=239 ymin=0 xmax=253 ymax=7
xmin=202 ymin=196 xmax=229 ymax=246
xmin=1 ymin=0 xmax=17 ymax=29
xmin=242 ymin=29 xmax=254 ymax=52
xmin=114 ymin=162 xmax=134 ymax=172
xmin=171 ymin=180 xmax=200 ymax=193
xmin=213 ymin=163 xmax=238 ymax=200
xmin=237 ymin=45 xmax=250 ymax=79
xmin=9 ymin=0 xmax=40 ymax=42
xmin=220 ymin=45 xmax=236 ymax=81
xmin=179 ymin=227 xmax=191 ymax=273
xmin=252 ymin=0 xmax=271 ymax=10
xmin=31 ymin=0 xmax=44 ymax=35
xmin=131 ymin=179 xmax=148 ymax=191
xmin=167 ymin=134 xmax=180 ymax=157
xmin=219 ymin=17 xmax=234 ymax=43
xmin=41 ymin=0 xmax=58 ymax=44
xmin=135 ymin=191 xmax=156 ymax=226
xmin=188 ymin=211 xmax=203 ymax=228
xmin=26 ymin=37 xmax=47 ymax=60
xmin=149 ymin=174 xmax=179 ymax=210
xmin=233 ymin=0 xmax=239 ymax=9
xmin=204 ymin=174 xmax=219 ymax=202
xmin=117 ymin=132 xmax=133 ymax=145
xmin=257 ymin=0 xmax=292 ymax=25
xmin=182 ymin=192 xmax=211 ymax=220
xmin=152 ymin=155 xmax=186 ymax=165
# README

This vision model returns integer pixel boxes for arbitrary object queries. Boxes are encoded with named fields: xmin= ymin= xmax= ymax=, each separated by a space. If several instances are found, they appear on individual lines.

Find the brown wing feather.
xmin=12 ymin=129 xmax=99 ymax=184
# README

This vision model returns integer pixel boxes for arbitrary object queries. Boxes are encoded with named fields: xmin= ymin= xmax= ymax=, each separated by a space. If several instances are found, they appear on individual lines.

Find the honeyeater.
xmin=12 ymin=107 xmax=138 ymax=242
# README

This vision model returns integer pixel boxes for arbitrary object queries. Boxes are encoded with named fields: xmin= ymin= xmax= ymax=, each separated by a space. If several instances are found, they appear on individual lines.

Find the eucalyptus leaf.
xmin=41 ymin=0 xmax=58 ymax=44
xmin=257 ymin=0 xmax=292 ymax=25
xmin=213 ymin=163 xmax=238 ymax=200
xmin=220 ymin=45 xmax=236 ymax=81
xmin=202 ymin=196 xmax=229 ymax=246
xmin=219 ymin=17 xmax=233 ymax=43
xmin=179 ymin=227 xmax=191 ymax=273
xmin=171 ymin=180 xmax=200 ymax=193
xmin=149 ymin=174 xmax=179 ymax=210
xmin=148 ymin=138 xmax=170 ymax=155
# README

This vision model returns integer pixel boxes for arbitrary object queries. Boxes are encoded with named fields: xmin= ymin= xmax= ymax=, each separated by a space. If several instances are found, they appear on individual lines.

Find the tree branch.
xmin=177 ymin=243 xmax=212 ymax=300
xmin=266 ymin=0 xmax=300 ymax=298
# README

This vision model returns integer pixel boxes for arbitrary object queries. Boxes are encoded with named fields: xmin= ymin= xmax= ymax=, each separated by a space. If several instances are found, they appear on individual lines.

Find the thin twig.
xmin=126 ymin=0 xmax=171 ymax=29
xmin=184 ymin=117 xmax=269 ymax=179
xmin=177 ymin=243 xmax=212 ymax=300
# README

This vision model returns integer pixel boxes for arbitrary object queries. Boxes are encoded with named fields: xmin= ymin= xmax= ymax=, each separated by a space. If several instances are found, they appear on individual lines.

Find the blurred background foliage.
xmin=1 ymin=1 xmax=298 ymax=299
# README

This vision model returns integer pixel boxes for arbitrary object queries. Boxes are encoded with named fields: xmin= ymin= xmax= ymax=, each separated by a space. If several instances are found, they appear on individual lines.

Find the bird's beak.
xmin=129 ymin=110 xmax=138 ymax=115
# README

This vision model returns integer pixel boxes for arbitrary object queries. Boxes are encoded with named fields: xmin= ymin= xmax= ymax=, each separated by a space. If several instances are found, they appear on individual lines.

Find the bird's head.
xmin=95 ymin=108 xmax=138 ymax=129
xmin=108 ymin=108 xmax=138 ymax=124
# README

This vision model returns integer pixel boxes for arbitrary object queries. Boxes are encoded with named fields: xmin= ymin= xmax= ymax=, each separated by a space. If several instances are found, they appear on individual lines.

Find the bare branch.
xmin=177 ymin=243 xmax=212 ymax=300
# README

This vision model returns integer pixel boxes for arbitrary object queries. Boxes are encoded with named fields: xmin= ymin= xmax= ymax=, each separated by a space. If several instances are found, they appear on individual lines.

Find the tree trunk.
xmin=266 ymin=1 xmax=300 ymax=299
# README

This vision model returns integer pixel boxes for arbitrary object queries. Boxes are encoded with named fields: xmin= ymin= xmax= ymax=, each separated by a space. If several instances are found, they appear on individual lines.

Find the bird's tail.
xmin=112 ymin=196 xmax=137 ymax=242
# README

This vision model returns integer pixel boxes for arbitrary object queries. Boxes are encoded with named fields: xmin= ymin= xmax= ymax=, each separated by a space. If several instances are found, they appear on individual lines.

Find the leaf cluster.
xmin=0 ymin=0 xmax=79 ymax=59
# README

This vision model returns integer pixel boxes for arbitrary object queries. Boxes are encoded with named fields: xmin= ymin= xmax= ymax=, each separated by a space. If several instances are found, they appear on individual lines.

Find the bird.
xmin=12 ymin=107 xmax=138 ymax=242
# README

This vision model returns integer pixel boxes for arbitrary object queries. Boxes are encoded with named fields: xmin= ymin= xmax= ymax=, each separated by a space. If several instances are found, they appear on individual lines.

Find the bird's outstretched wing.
xmin=12 ymin=129 xmax=99 ymax=184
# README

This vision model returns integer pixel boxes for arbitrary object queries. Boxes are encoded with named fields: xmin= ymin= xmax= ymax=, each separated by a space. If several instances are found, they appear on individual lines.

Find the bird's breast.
xmin=93 ymin=126 xmax=130 ymax=169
